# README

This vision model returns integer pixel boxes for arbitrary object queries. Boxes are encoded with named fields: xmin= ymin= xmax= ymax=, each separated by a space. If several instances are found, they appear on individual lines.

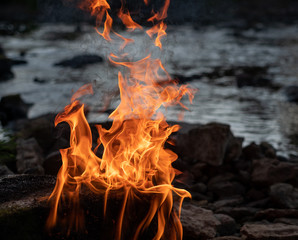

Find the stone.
xmin=255 ymin=209 xmax=298 ymax=221
xmin=175 ymin=123 xmax=242 ymax=166
xmin=180 ymin=202 xmax=220 ymax=240
xmin=0 ymin=94 xmax=32 ymax=126
xmin=0 ymin=165 xmax=13 ymax=176
xmin=16 ymin=138 xmax=44 ymax=175
xmin=212 ymin=237 xmax=241 ymax=240
xmin=251 ymin=158 xmax=298 ymax=187
xmin=241 ymin=223 xmax=298 ymax=240
xmin=212 ymin=196 xmax=244 ymax=210
xmin=216 ymin=207 xmax=259 ymax=222
xmin=284 ymin=86 xmax=298 ymax=103
xmin=43 ymin=151 xmax=62 ymax=175
xmin=241 ymin=142 xmax=263 ymax=161
xmin=208 ymin=181 xmax=245 ymax=199
xmin=54 ymin=54 xmax=103 ymax=68
xmin=0 ymin=46 xmax=13 ymax=81
xmin=215 ymin=214 xmax=237 ymax=236
xmin=260 ymin=142 xmax=276 ymax=159
xmin=270 ymin=183 xmax=298 ymax=209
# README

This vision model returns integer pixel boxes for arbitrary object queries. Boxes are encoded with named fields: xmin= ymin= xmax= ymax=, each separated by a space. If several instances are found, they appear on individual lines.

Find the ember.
xmin=47 ymin=0 xmax=195 ymax=239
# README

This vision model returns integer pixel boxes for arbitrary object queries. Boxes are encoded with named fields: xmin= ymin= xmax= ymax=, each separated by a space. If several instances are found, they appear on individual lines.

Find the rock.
xmin=180 ymin=202 xmax=220 ymax=240
xmin=43 ymin=151 xmax=62 ymax=175
xmin=17 ymin=114 xmax=63 ymax=155
xmin=175 ymin=123 xmax=243 ymax=166
xmin=241 ymin=142 xmax=263 ymax=161
xmin=236 ymin=76 xmax=273 ymax=89
xmin=275 ymin=218 xmax=298 ymax=226
xmin=0 ymin=46 xmax=13 ymax=81
xmin=0 ymin=165 xmax=13 ymax=176
xmin=251 ymin=158 xmax=298 ymax=187
xmin=208 ymin=181 xmax=245 ymax=199
xmin=212 ymin=237 xmax=241 ymax=240
xmin=216 ymin=207 xmax=259 ymax=222
xmin=0 ymin=94 xmax=32 ymax=126
xmin=270 ymin=183 xmax=298 ymax=209
xmin=241 ymin=223 xmax=298 ymax=240
xmin=215 ymin=214 xmax=237 ymax=236
xmin=284 ymin=86 xmax=298 ymax=103
xmin=260 ymin=142 xmax=276 ymax=159
xmin=255 ymin=209 xmax=298 ymax=221
xmin=16 ymin=138 xmax=44 ymax=175
xmin=212 ymin=196 xmax=244 ymax=210
xmin=54 ymin=54 xmax=103 ymax=69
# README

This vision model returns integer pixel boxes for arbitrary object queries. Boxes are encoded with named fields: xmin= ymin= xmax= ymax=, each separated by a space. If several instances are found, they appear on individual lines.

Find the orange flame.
xmin=118 ymin=6 xmax=143 ymax=32
xmin=47 ymin=0 xmax=195 ymax=239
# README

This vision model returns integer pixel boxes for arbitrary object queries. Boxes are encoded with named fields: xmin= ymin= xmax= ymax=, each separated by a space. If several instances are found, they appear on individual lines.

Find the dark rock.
xmin=0 ymin=94 xmax=32 ymax=126
xmin=255 ymin=209 xmax=298 ymax=221
xmin=54 ymin=54 xmax=103 ymax=69
xmin=33 ymin=77 xmax=47 ymax=84
xmin=212 ymin=237 xmax=241 ymax=240
xmin=16 ymin=138 xmax=44 ymax=175
xmin=236 ymin=76 xmax=273 ymax=89
xmin=260 ymin=142 xmax=276 ymax=159
xmin=251 ymin=158 xmax=298 ymax=187
xmin=10 ymin=58 xmax=27 ymax=65
xmin=180 ymin=202 xmax=220 ymax=240
xmin=17 ymin=114 xmax=60 ymax=155
xmin=0 ymin=165 xmax=13 ymax=176
xmin=216 ymin=207 xmax=259 ymax=222
xmin=208 ymin=181 xmax=245 ymax=200
xmin=241 ymin=142 xmax=262 ymax=161
xmin=275 ymin=218 xmax=298 ymax=225
xmin=270 ymin=183 xmax=298 ymax=209
xmin=189 ymin=182 xmax=207 ymax=194
xmin=215 ymin=214 xmax=237 ymax=236
xmin=212 ymin=196 xmax=244 ymax=210
xmin=175 ymin=123 xmax=243 ymax=166
xmin=0 ymin=47 xmax=13 ymax=81
xmin=43 ymin=151 xmax=62 ymax=176
xmin=284 ymin=86 xmax=298 ymax=103
xmin=241 ymin=223 xmax=298 ymax=240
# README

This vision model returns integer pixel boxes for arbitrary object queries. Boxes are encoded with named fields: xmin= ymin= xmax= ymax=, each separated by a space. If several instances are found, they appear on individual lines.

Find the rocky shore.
xmin=1 ymin=110 xmax=298 ymax=239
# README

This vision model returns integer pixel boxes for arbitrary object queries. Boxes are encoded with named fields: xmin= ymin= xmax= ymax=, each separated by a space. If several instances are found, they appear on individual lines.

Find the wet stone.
xmin=54 ymin=54 xmax=104 ymax=69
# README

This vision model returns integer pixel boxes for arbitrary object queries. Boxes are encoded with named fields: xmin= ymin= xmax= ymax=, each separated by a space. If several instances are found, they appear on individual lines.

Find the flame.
xmin=118 ymin=5 xmax=143 ymax=32
xmin=47 ymin=0 xmax=195 ymax=239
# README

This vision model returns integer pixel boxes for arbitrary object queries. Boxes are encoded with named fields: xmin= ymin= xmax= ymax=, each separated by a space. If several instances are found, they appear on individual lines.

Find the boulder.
xmin=251 ymin=158 xmax=298 ymax=187
xmin=180 ymin=202 xmax=220 ymax=240
xmin=0 ymin=46 xmax=13 ymax=81
xmin=269 ymin=183 xmax=298 ymax=209
xmin=214 ymin=214 xmax=237 ymax=236
xmin=175 ymin=123 xmax=243 ymax=166
xmin=54 ymin=54 xmax=103 ymax=68
xmin=0 ymin=94 xmax=32 ymax=126
xmin=284 ymin=86 xmax=298 ymax=103
xmin=0 ymin=165 xmax=14 ymax=176
xmin=16 ymin=138 xmax=44 ymax=175
xmin=241 ymin=223 xmax=298 ymax=240
xmin=255 ymin=209 xmax=298 ymax=221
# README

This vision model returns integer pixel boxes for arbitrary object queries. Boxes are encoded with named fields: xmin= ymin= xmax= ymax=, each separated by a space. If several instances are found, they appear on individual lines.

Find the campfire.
xmin=46 ymin=0 xmax=195 ymax=239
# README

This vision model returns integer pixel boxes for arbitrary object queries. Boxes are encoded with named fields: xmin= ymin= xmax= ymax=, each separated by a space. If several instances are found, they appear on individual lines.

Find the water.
xmin=0 ymin=24 xmax=297 ymax=157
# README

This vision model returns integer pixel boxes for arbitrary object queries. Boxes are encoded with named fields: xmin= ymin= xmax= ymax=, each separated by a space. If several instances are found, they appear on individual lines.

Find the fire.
xmin=47 ymin=0 xmax=195 ymax=239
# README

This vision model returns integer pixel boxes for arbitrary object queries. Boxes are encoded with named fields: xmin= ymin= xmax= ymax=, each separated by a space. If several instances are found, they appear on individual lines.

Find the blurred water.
xmin=0 ymin=24 xmax=297 ymax=157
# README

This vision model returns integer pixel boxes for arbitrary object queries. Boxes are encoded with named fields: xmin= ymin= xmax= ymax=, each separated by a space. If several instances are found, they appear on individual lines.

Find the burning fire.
xmin=47 ymin=0 xmax=195 ymax=239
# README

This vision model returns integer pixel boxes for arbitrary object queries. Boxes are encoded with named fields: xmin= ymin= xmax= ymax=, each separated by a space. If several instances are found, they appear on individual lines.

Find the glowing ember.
xmin=47 ymin=0 xmax=195 ymax=239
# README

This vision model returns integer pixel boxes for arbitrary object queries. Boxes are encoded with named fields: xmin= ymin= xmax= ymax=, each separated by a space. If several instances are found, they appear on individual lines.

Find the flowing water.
xmin=0 ymin=24 xmax=297 ymax=158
